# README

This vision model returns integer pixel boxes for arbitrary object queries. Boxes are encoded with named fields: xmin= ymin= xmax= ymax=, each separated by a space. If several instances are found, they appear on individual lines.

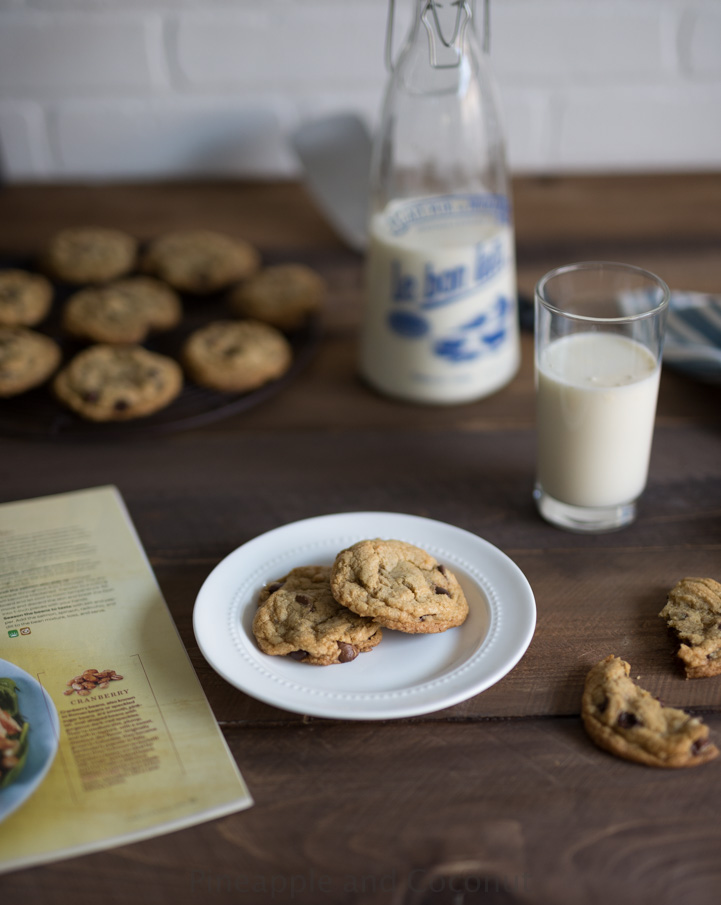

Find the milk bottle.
xmin=361 ymin=1 xmax=519 ymax=404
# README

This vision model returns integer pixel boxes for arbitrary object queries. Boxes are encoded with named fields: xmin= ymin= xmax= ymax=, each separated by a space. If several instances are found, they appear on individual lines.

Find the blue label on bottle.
xmin=388 ymin=237 xmax=506 ymax=312
xmin=432 ymin=295 xmax=510 ymax=362
xmin=362 ymin=192 xmax=519 ymax=401
xmin=384 ymin=231 xmax=512 ymax=363
xmin=385 ymin=193 xmax=511 ymax=237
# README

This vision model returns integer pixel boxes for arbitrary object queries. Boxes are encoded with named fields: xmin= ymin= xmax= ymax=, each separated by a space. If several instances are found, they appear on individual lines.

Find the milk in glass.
xmin=536 ymin=332 xmax=661 ymax=508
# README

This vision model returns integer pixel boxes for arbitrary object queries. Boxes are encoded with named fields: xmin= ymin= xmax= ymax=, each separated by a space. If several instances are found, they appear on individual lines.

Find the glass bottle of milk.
xmin=360 ymin=0 xmax=519 ymax=405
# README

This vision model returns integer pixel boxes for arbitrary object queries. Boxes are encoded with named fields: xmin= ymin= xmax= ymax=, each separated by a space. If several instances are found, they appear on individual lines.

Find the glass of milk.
xmin=534 ymin=262 xmax=670 ymax=532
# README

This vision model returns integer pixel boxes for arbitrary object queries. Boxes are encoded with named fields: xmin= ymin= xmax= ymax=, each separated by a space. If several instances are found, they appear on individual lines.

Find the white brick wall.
xmin=0 ymin=0 xmax=720 ymax=182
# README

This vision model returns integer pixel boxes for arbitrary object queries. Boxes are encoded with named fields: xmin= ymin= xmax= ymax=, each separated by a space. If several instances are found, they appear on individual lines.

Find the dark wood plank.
xmin=2 ymin=421 xmax=718 ymax=722
xmin=4 ymin=717 xmax=721 ymax=905
xmin=198 ymin=331 xmax=721 ymax=433
xmin=514 ymin=171 xmax=721 ymax=246
xmin=3 ymin=172 xmax=721 ymax=250
xmin=0 ymin=181 xmax=344 ymax=253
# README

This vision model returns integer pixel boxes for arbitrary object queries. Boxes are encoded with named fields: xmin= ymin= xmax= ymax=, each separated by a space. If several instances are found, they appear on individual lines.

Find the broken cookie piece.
xmin=581 ymin=655 xmax=718 ymax=768
xmin=659 ymin=577 xmax=721 ymax=679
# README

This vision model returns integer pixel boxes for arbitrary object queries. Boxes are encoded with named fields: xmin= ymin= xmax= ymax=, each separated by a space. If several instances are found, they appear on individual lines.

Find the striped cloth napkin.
xmin=663 ymin=292 xmax=721 ymax=386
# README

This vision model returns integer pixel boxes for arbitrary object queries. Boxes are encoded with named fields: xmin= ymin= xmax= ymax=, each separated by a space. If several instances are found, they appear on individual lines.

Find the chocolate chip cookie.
xmin=227 ymin=263 xmax=326 ymax=331
xmin=0 ymin=269 xmax=54 ymax=327
xmin=181 ymin=319 xmax=292 ymax=393
xmin=0 ymin=327 xmax=62 ymax=397
xmin=330 ymin=539 xmax=468 ymax=634
xmin=582 ymin=655 xmax=719 ymax=768
xmin=141 ymin=229 xmax=260 ymax=294
xmin=53 ymin=344 xmax=183 ymax=421
xmin=63 ymin=276 xmax=182 ymax=344
xmin=659 ymin=577 xmax=721 ymax=678
xmin=43 ymin=226 xmax=137 ymax=284
xmin=252 ymin=566 xmax=383 ymax=665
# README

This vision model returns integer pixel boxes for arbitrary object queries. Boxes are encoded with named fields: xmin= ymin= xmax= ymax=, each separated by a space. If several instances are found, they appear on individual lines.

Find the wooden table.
xmin=2 ymin=175 xmax=721 ymax=905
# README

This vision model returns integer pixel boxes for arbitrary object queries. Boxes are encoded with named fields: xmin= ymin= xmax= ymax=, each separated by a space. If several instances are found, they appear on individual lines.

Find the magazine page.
xmin=0 ymin=486 xmax=252 ymax=873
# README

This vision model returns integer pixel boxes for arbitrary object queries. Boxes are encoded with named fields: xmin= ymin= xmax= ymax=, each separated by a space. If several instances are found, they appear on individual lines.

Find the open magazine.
xmin=0 ymin=486 xmax=252 ymax=873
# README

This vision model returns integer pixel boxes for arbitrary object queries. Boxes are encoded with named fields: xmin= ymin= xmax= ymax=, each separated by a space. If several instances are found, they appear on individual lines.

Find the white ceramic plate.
xmin=0 ymin=658 xmax=60 ymax=824
xmin=193 ymin=512 xmax=536 ymax=720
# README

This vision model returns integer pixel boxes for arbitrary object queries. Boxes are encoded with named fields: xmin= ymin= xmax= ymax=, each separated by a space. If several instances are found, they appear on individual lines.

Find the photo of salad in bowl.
xmin=0 ymin=660 xmax=59 ymax=825
xmin=0 ymin=678 xmax=30 ymax=788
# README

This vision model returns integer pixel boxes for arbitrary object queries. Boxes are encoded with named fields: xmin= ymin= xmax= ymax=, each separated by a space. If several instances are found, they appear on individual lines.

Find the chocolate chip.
xmin=114 ymin=399 xmax=129 ymax=411
xmin=265 ymin=581 xmax=285 ymax=594
xmin=691 ymin=738 xmax=712 ymax=756
xmin=295 ymin=594 xmax=311 ymax=606
xmin=438 ymin=565 xmax=448 ymax=576
xmin=435 ymin=586 xmax=451 ymax=596
xmin=617 ymin=711 xmax=639 ymax=729
xmin=597 ymin=697 xmax=609 ymax=714
xmin=288 ymin=650 xmax=308 ymax=661
xmin=82 ymin=391 xmax=100 ymax=403
xmin=337 ymin=642 xmax=358 ymax=663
